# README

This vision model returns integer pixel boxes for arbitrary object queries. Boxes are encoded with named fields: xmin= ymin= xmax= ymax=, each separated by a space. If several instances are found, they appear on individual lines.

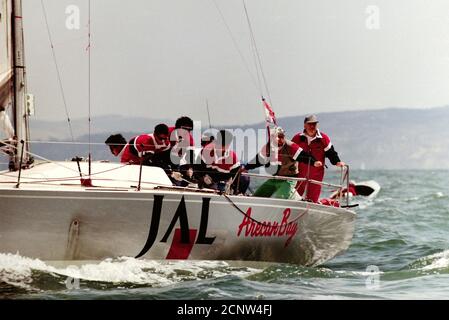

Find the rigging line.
xmin=222 ymin=193 xmax=309 ymax=225
xmin=210 ymin=0 xmax=261 ymax=94
xmin=5 ymin=142 xmax=81 ymax=174
xmin=0 ymin=179 xmax=173 ymax=188
xmin=40 ymin=0 xmax=75 ymax=142
xmin=249 ymin=30 xmax=263 ymax=97
xmin=242 ymin=0 xmax=273 ymax=106
xmin=25 ymin=140 xmax=107 ymax=145
xmin=0 ymin=162 xmax=130 ymax=181
xmin=0 ymin=177 xmax=174 ymax=190
xmin=2 ymin=139 xmax=108 ymax=146
xmin=243 ymin=0 xmax=271 ymax=104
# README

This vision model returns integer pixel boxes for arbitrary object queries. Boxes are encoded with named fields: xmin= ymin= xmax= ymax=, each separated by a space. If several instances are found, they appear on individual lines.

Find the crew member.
xmin=198 ymin=129 xmax=242 ymax=192
xmin=201 ymin=132 xmax=215 ymax=148
xmin=292 ymin=115 xmax=345 ymax=203
xmin=105 ymin=123 xmax=171 ymax=165
xmin=243 ymin=127 xmax=321 ymax=199
xmin=168 ymin=116 xmax=195 ymax=166
xmin=164 ymin=116 xmax=198 ymax=186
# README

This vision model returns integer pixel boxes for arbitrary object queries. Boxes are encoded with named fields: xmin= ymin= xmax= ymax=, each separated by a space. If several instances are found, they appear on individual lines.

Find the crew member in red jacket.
xmin=292 ymin=115 xmax=345 ymax=202
xmin=168 ymin=116 xmax=195 ymax=166
xmin=105 ymin=123 xmax=171 ymax=165
xmin=243 ymin=127 xmax=322 ymax=199
xmin=166 ymin=116 xmax=197 ymax=185
xmin=198 ymin=129 xmax=241 ymax=192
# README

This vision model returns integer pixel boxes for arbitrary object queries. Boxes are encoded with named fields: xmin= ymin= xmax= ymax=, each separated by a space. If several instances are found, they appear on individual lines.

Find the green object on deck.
xmin=253 ymin=179 xmax=296 ymax=199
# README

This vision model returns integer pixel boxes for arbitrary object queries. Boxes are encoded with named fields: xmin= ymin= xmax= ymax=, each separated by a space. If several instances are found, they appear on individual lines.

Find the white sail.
xmin=0 ymin=0 xmax=31 ymax=168
xmin=0 ymin=0 xmax=14 ymax=140
xmin=0 ymin=0 xmax=13 ymax=110
xmin=0 ymin=110 xmax=14 ymax=138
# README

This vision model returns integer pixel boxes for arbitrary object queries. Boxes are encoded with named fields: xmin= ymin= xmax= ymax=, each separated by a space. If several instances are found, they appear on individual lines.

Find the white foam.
xmin=374 ymin=197 xmax=394 ymax=203
xmin=334 ymin=269 xmax=384 ymax=277
xmin=0 ymin=253 xmax=50 ymax=291
xmin=0 ymin=253 xmax=260 ymax=288
xmin=357 ymin=200 xmax=375 ymax=210
xmin=419 ymin=250 xmax=449 ymax=271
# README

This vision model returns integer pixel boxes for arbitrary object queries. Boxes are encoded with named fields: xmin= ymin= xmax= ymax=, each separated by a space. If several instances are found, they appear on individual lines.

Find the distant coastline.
xmin=1 ymin=106 xmax=448 ymax=170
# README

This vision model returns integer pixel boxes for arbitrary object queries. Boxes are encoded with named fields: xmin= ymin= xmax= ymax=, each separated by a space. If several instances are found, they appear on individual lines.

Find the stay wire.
xmin=211 ymin=0 xmax=261 ymax=94
xmin=242 ymin=0 xmax=274 ymax=107
xmin=40 ymin=0 xmax=75 ymax=142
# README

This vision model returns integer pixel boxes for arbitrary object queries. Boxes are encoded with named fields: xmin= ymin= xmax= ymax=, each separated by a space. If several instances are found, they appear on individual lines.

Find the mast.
xmin=88 ymin=0 xmax=91 ymax=177
xmin=11 ymin=0 xmax=31 ymax=170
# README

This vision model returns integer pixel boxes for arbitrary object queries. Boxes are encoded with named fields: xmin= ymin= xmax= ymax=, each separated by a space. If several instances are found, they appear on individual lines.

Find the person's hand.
xmin=240 ymin=164 xmax=248 ymax=173
xmin=314 ymin=161 xmax=323 ymax=167
xmin=336 ymin=161 xmax=346 ymax=167
xmin=171 ymin=171 xmax=183 ymax=181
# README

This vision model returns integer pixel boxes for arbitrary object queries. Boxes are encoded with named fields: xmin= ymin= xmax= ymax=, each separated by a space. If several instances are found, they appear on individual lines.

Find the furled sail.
xmin=0 ymin=0 xmax=14 ymax=139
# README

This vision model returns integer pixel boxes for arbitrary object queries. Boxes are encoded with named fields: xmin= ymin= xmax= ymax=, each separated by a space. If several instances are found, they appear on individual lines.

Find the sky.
xmin=20 ymin=0 xmax=449 ymax=126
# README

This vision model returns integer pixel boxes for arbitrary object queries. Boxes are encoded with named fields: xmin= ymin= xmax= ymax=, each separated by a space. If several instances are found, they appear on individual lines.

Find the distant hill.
xmin=275 ymin=107 xmax=449 ymax=170
xmin=2 ymin=107 xmax=447 ymax=170
xmin=29 ymin=115 xmax=171 ymax=140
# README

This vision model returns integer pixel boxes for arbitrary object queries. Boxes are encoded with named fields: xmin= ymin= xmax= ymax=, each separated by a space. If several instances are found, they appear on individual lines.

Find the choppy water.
xmin=2 ymin=170 xmax=449 ymax=300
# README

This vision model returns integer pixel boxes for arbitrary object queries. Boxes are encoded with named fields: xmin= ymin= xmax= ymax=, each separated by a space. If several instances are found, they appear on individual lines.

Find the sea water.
xmin=1 ymin=169 xmax=449 ymax=300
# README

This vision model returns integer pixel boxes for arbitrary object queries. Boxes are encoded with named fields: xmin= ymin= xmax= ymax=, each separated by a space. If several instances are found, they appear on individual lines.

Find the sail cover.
xmin=0 ymin=0 xmax=14 ymax=138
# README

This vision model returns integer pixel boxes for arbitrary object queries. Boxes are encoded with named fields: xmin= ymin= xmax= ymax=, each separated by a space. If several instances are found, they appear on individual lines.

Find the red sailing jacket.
xmin=201 ymin=143 xmax=240 ymax=174
xmin=168 ymin=127 xmax=195 ymax=165
xmin=291 ymin=130 xmax=340 ymax=166
xmin=120 ymin=134 xmax=170 ymax=164
xmin=245 ymin=140 xmax=316 ymax=177
xmin=292 ymin=130 xmax=341 ymax=202
xmin=168 ymin=127 xmax=195 ymax=148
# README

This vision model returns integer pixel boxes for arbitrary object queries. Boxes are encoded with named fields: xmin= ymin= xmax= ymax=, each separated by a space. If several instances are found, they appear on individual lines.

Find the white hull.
xmin=0 ymin=162 xmax=356 ymax=266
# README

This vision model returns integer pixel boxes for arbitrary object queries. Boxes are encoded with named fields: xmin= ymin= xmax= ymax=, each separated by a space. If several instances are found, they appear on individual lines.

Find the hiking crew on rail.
xmin=105 ymin=114 xmax=346 ymax=203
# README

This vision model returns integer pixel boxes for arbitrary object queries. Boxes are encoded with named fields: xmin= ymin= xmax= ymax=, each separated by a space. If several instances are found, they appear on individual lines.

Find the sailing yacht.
xmin=0 ymin=0 xmax=356 ymax=267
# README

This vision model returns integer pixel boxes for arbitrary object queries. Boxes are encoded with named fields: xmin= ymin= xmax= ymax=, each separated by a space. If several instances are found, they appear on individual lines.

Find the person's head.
xmin=304 ymin=114 xmax=319 ymax=136
xmin=105 ymin=133 xmax=126 ymax=156
xmin=216 ymin=129 xmax=233 ymax=150
xmin=154 ymin=123 xmax=169 ymax=144
xmin=274 ymin=127 xmax=286 ymax=147
xmin=175 ymin=116 xmax=194 ymax=132
xmin=201 ymin=132 xmax=215 ymax=147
